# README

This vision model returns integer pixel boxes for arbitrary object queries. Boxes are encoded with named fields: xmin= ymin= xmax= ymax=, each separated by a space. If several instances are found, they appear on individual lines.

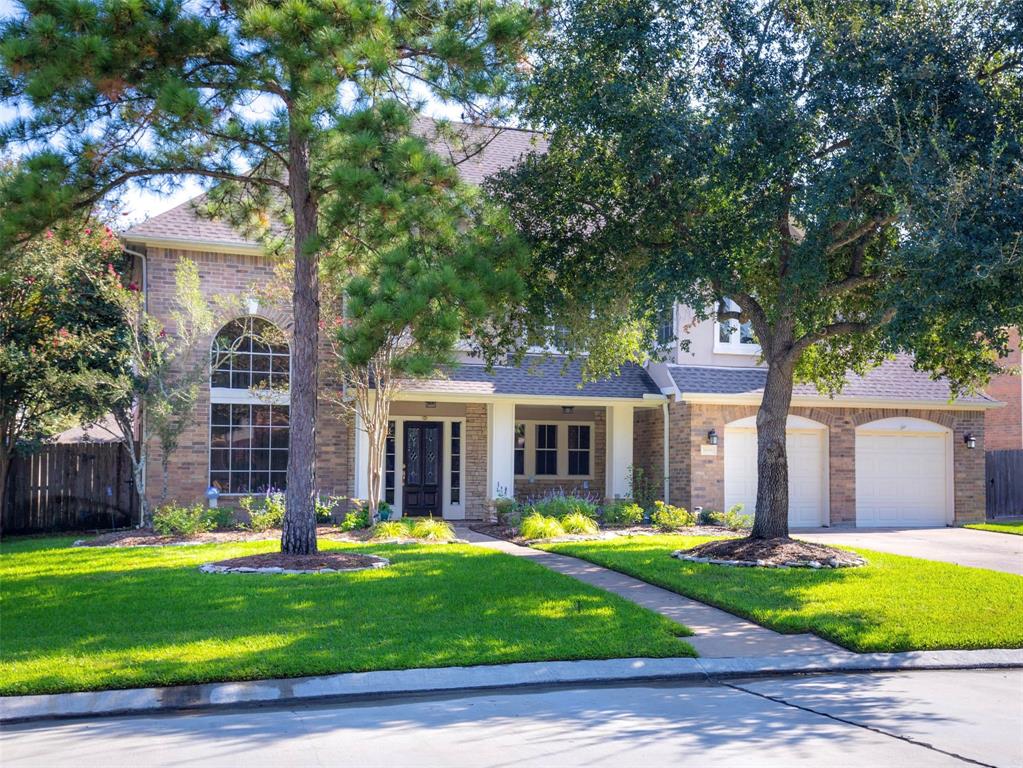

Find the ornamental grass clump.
xmin=651 ymin=501 xmax=696 ymax=532
xmin=372 ymin=520 xmax=414 ymax=539
xmin=528 ymin=491 xmax=598 ymax=519
xmin=560 ymin=511 xmax=599 ymax=535
xmin=519 ymin=513 xmax=566 ymax=540
xmin=410 ymin=517 xmax=456 ymax=541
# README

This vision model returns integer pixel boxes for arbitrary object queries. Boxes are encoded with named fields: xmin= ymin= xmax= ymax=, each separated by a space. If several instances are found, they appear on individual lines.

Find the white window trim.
xmin=208 ymin=395 xmax=291 ymax=498
xmin=713 ymin=299 xmax=761 ymax=356
xmin=514 ymin=420 xmax=595 ymax=480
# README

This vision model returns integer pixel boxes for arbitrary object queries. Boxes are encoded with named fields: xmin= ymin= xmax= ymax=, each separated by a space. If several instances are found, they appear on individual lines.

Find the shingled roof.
xmin=666 ymin=355 xmax=997 ymax=406
xmin=122 ymin=119 xmax=546 ymax=247
xmin=399 ymin=355 xmax=661 ymax=400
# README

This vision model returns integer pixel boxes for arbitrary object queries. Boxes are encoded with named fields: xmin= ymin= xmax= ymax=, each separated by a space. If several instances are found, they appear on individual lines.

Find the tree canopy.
xmin=0 ymin=0 xmax=542 ymax=552
xmin=492 ymin=0 xmax=1023 ymax=538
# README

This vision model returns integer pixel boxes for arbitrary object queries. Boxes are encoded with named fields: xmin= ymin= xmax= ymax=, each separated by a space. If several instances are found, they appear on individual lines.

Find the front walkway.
xmin=458 ymin=528 xmax=846 ymax=658
xmin=795 ymin=527 xmax=1023 ymax=575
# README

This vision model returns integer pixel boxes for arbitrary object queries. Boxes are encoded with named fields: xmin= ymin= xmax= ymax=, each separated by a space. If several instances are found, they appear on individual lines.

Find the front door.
xmin=403 ymin=421 xmax=443 ymax=517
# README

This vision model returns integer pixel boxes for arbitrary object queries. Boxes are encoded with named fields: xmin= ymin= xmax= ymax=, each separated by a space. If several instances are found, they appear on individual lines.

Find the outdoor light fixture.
xmin=562 ymin=406 xmax=575 ymax=414
xmin=964 ymin=433 xmax=977 ymax=449
xmin=425 ymin=401 xmax=437 ymax=409
xmin=245 ymin=296 xmax=260 ymax=315
xmin=707 ymin=429 xmax=719 ymax=446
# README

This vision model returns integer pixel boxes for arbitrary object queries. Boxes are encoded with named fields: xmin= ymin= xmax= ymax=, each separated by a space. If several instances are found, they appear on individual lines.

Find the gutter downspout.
xmin=662 ymin=399 xmax=670 ymax=504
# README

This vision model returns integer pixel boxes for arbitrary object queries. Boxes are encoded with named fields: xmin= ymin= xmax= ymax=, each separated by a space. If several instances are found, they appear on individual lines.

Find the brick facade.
xmin=514 ymin=409 xmax=607 ymax=501
xmin=985 ymin=327 xmax=1022 ymax=450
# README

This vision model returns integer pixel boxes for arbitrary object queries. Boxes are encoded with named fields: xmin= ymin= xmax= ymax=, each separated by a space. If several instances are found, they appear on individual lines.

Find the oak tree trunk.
xmin=282 ymin=135 xmax=320 ymax=555
xmin=750 ymin=357 xmax=795 ymax=540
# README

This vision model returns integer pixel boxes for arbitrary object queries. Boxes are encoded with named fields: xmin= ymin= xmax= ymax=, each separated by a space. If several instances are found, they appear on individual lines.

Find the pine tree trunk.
xmin=282 ymin=135 xmax=319 ymax=556
xmin=750 ymin=357 xmax=795 ymax=540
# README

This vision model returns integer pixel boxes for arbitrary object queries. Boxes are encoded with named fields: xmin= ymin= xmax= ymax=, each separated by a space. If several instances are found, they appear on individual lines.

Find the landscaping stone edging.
xmin=3 ymin=648 xmax=1021 ymax=724
xmin=672 ymin=551 xmax=866 ymax=569
xmin=199 ymin=554 xmax=390 ymax=575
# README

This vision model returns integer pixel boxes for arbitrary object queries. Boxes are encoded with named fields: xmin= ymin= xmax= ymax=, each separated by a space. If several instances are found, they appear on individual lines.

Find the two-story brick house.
xmin=122 ymin=121 xmax=999 ymax=529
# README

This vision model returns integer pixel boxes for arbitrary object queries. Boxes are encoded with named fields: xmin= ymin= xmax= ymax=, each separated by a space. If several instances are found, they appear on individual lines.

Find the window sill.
xmin=712 ymin=343 xmax=762 ymax=356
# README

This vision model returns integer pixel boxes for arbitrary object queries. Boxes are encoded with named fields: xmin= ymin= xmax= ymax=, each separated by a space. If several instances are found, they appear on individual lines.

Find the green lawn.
xmin=0 ymin=536 xmax=694 ymax=696
xmin=965 ymin=520 xmax=1023 ymax=536
xmin=539 ymin=535 xmax=1023 ymax=653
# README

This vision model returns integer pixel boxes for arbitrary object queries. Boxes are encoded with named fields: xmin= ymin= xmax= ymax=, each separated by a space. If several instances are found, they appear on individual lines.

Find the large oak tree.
xmin=493 ymin=0 xmax=1023 ymax=539
xmin=0 ymin=0 xmax=540 ymax=552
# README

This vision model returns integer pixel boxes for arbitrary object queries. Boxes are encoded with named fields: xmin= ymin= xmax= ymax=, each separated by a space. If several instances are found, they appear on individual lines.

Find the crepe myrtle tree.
xmin=0 ymin=222 xmax=131 ymax=529
xmin=491 ymin=0 xmax=1023 ymax=539
xmin=0 ymin=0 xmax=542 ymax=553
xmin=323 ymin=105 xmax=528 ymax=519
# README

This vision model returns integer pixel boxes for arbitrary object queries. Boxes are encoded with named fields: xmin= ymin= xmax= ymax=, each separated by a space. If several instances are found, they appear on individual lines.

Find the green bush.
xmin=560 ymin=511 xmax=599 ymax=535
xmin=493 ymin=496 xmax=520 ymax=525
xmin=528 ymin=493 xmax=598 ymax=519
xmin=240 ymin=492 xmax=286 ymax=532
xmin=626 ymin=465 xmax=658 ymax=511
xmin=651 ymin=501 xmax=696 ymax=531
xmin=519 ymin=513 xmax=566 ymax=540
xmin=697 ymin=507 xmax=718 ymax=525
xmin=315 ymin=495 xmax=344 ymax=524
xmin=372 ymin=520 xmax=413 ymax=539
xmin=152 ymin=503 xmax=218 ymax=536
xmin=338 ymin=505 xmax=371 ymax=532
xmin=720 ymin=504 xmax=753 ymax=531
xmin=602 ymin=499 xmax=644 ymax=526
xmin=410 ymin=517 xmax=456 ymax=541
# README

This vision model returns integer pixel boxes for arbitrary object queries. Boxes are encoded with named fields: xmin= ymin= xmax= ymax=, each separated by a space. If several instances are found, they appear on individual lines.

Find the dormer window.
xmin=714 ymin=298 xmax=759 ymax=354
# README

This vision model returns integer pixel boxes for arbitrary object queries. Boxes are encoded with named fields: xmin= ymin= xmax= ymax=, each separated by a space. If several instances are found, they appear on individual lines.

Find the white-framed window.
xmin=449 ymin=421 xmax=461 ymax=504
xmin=714 ymin=298 xmax=759 ymax=354
xmin=209 ymin=318 xmax=290 ymax=495
xmin=535 ymin=424 xmax=558 ymax=475
xmin=567 ymin=425 xmax=591 ymax=476
xmin=657 ymin=306 xmax=675 ymax=348
xmin=384 ymin=421 xmax=396 ymax=505
xmin=514 ymin=421 xmax=595 ymax=479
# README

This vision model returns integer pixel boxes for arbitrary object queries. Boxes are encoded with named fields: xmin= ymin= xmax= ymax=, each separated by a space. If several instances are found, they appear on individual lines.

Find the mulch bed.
xmin=675 ymin=537 xmax=865 ymax=569
xmin=206 ymin=552 xmax=385 ymax=571
xmin=76 ymin=525 xmax=365 ymax=548
xmin=468 ymin=521 xmax=737 ymax=545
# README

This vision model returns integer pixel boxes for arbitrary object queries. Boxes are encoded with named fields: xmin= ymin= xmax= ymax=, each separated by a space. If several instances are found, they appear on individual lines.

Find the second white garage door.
xmin=724 ymin=417 xmax=827 ymax=528
xmin=855 ymin=418 xmax=951 ymax=527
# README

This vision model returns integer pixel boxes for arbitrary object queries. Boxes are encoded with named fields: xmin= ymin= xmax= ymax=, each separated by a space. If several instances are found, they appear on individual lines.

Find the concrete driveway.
xmin=795 ymin=527 xmax=1023 ymax=575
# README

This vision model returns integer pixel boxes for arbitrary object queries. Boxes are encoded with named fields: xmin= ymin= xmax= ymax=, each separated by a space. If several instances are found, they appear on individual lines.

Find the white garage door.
xmin=855 ymin=422 xmax=950 ymax=527
xmin=724 ymin=423 xmax=826 ymax=528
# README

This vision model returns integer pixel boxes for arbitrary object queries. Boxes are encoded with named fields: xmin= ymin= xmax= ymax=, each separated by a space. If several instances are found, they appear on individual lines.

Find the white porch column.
xmin=488 ymin=401 xmax=516 ymax=500
xmin=605 ymin=404 xmax=634 ymax=499
xmin=354 ymin=407 xmax=370 ymax=501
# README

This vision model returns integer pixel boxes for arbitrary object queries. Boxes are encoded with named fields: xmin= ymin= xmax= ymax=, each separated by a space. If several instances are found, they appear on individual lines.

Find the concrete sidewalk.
xmin=458 ymin=527 xmax=844 ymax=658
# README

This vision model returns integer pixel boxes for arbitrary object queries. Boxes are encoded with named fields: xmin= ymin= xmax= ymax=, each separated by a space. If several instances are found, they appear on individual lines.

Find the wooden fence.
xmin=986 ymin=449 xmax=1023 ymax=518
xmin=3 ymin=443 xmax=139 ymax=534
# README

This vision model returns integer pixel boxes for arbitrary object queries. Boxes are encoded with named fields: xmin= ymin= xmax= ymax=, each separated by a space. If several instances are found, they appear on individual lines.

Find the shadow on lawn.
xmin=0 ymin=542 xmax=692 ymax=696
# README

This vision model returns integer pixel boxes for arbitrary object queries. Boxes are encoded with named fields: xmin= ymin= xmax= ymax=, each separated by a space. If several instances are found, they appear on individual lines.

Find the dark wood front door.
xmin=403 ymin=422 xmax=442 ymax=517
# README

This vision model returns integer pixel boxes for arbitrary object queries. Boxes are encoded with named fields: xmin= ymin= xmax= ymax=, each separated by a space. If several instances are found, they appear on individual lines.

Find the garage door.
xmin=855 ymin=422 xmax=949 ymax=527
xmin=724 ymin=422 xmax=826 ymax=528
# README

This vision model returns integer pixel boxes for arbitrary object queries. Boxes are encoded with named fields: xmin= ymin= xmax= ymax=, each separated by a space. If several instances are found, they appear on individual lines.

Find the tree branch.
xmin=792 ymin=308 xmax=897 ymax=355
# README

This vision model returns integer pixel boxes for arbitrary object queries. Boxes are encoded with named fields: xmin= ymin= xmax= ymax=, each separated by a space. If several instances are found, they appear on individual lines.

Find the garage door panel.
xmin=724 ymin=428 xmax=825 ymax=528
xmin=855 ymin=432 xmax=947 ymax=527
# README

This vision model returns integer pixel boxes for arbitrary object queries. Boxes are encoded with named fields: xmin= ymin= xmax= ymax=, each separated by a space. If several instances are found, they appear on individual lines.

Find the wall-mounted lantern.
xmin=964 ymin=433 xmax=977 ymax=449
xmin=707 ymin=429 xmax=719 ymax=446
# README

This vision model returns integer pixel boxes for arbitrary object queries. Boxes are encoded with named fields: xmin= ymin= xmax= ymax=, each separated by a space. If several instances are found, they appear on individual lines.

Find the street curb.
xmin=3 ymin=649 xmax=1021 ymax=724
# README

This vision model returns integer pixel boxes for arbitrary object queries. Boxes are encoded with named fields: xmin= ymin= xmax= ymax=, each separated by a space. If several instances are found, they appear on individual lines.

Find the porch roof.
xmin=666 ymin=355 xmax=998 ymax=408
xmin=398 ymin=355 xmax=661 ymax=401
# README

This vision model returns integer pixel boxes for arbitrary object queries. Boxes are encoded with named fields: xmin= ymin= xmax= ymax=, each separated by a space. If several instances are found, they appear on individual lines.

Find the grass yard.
xmin=0 ymin=536 xmax=694 ymax=696
xmin=539 ymin=535 xmax=1023 ymax=653
xmin=965 ymin=520 xmax=1023 ymax=536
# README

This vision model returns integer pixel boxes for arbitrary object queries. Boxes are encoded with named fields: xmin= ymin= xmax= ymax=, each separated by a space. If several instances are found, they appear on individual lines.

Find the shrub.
xmin=560 ymin=511 xmax=599 ymax=535
xmin=338 ymin=505 xmax=371 ymax=532
xmin=372 ymin=520 xmax=413 ymax=539
xmin=626 ymin=465 xmax=658 ymax=511
xmin=651 ymin=501 xmax=696 ymax=531
xmin=410 ymin=517 xmax=456 ymax=541
xmin=493 ymin=496 xmax=519 ymax=524
xmin=528 ymin=491 xmax=598 ymax=519
xmin=519 ymin=513 xmax=566 ymax=540
xmin=602 ymin=499 xmax=644 ymax=526
xmin=315 ymin=495 xmax=344 ymax=524
xmin=152 ymin=503 xmax=216 ymax=536
xmin=698 ymin=508 xmax=719 ymax=526
xmin=720 ymin=504 xmax=753 ymax=531
xmin=240 ymin=492 xmax=286 ymax=532
xmin=376 ymin=501 xmax=394 ymax=521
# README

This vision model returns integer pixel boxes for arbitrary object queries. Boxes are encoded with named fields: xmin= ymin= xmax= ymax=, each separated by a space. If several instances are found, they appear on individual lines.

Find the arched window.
xmin=209 ymin=318 xmax=290 ymax=495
